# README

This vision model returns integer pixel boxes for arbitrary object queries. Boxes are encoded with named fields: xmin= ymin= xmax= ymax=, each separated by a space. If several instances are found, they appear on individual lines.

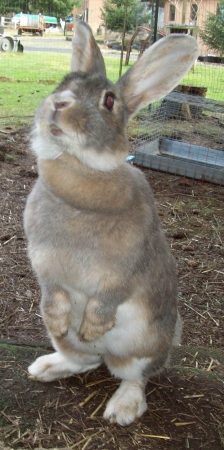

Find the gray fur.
xmin=24 ymin=22 xmax=199 ymax=426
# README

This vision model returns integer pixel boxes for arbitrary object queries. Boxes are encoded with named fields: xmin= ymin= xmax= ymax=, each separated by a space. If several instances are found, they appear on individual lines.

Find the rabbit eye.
xmin=104 ymin=93 xmax=114 ymax=111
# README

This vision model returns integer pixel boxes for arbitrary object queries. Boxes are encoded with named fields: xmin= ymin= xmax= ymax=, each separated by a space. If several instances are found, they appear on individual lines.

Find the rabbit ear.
xmin=117 ymin=34 xmax=199 ymax=121
xmin=71 ymin=21 xmax=106 ymax=77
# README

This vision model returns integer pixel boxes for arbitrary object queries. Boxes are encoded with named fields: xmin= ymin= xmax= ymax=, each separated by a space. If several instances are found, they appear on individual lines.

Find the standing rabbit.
xmin=24 ymin=22 xmax=199 ymax=426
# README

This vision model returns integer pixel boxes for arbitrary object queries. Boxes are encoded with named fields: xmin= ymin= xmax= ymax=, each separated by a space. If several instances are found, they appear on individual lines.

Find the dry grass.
xmin=0 ymin=127 xmax=224 ymax=450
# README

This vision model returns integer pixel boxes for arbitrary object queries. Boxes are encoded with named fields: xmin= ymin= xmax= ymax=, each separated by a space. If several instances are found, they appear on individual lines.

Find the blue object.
xmin=126 ymin=155 xmax=135 ymax=163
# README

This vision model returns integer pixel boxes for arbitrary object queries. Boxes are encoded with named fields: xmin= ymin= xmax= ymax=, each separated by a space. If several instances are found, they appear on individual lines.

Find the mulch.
xmin=0 ymin=127 xmax=223 ymax=449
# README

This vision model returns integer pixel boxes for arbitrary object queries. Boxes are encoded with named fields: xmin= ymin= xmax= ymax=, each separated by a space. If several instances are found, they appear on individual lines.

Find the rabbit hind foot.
xmin=103 ymin=380 xmax=147 ymax=426
xmin=28 ymin=351 xmax=102 ymax=382
xmin=103 ymin=356 xmax=151 ymax=426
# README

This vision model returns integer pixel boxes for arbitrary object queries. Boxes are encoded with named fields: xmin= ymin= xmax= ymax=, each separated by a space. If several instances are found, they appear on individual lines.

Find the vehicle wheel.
xmin=18 ymin=29 xmax=22 ymax=35
xmin=0 ymin=37 xmax=14 ymax=52
xmin=40 ymin=30 xmax=44 ymax=36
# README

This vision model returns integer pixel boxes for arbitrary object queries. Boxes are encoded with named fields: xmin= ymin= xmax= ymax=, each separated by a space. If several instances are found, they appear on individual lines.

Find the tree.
xmin=101 ymin=0 xmax=145 ymax=32
xmin=32 ymin=0 xmax=75 ymax=18
xmin=0 ymin=0 xmax=28 ymax=15
xmin=1 ymin=0 xmax=75 ymax=19
xmin=199 ymin=0 xmax=224 ymax=56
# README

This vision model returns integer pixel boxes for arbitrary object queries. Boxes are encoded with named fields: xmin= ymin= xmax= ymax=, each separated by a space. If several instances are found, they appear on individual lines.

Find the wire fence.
xmin=0 ymin=6 xmax=136 ymax=128
xmin=0 ymin=0 xmax=223 ymax=182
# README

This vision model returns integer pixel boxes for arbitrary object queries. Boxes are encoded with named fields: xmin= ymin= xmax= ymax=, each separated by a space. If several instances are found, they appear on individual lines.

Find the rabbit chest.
xmin=24 ymin=177 xmax=150 ymax=294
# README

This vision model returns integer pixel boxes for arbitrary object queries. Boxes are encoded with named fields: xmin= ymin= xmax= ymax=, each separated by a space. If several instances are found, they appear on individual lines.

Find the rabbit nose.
xmin=54 ymin=101 xmax=71 ymax=110
xmin=51 ymin=90 xmax=76 ymax=111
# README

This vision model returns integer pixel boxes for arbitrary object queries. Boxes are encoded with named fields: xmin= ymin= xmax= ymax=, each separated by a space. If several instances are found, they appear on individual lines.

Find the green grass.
xmin=105 ymin=57 xmax=134 ymax=82
xmin=0 ymin=81 xmax=56 ymax=127
xmin=0 ymin=52 xmax=70 ymax=82
xmin=0 ymin=52 xmax=133 ymax=126
xmin=182 ymin=64 xmax=224 ymax=101
xmin=0 ymin=52 xmax=131 ymax=83
xmin=0 ymin=50 xmax=223 ymax=128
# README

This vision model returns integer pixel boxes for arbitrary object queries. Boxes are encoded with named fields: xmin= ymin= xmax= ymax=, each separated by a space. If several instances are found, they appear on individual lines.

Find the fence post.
xmin=118 ymin=0 xmax=128 ymax=78
xmin=153 ymin=0 xmax=159 ymax=43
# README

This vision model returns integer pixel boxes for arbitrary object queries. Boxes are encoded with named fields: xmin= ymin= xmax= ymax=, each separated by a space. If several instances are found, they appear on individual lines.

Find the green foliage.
xmin=101 ymin=0 xmax=145 ymax=32
xmin=1 ymin=0 xmax=74 ymax=19
xmin=0 ymin=0 xmax=26 ymax=15
xmin=199 ymin=0 xmax=224 ymax=56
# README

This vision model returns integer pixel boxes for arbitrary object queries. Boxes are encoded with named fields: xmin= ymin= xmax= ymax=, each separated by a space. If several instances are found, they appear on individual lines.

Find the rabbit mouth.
xmin=50 ymin=125 xmax=63 ymax=136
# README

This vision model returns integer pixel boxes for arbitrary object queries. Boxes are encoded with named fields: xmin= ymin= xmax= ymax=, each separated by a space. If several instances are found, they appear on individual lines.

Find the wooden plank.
xmin=164 ymin=92 xmax=224 ymax=113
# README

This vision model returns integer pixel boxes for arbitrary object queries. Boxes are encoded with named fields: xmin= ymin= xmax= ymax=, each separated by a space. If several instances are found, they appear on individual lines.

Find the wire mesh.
xmin=133 ymin=0 xmax=224 ymax=184
xmin=0 ymin=0 xmax=224 ymax=183
xmin=0 ymin=6 xmax=135 ymax=128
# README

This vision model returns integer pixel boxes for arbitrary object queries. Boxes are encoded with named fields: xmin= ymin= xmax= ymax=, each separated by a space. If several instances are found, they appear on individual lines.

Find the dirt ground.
xmin=0 ymin=127 xmax=224 ymax=449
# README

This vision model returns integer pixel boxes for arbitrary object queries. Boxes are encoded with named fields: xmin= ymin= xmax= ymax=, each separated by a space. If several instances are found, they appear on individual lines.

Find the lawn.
xmin=0 ymin=51 xmax=131 ymax=83
xmin=0 ymin=52 xmax=132 ymax=126
xmin=182 ymin=63 xmax=224 ymax=100
xmin=0 ymin=50 xmax=223 ymax=127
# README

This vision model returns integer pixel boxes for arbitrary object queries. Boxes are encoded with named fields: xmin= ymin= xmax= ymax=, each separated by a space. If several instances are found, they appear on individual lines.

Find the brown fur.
xmin=38 ymin=152 xmax=133 ymax=213
xmin=24 ymin=22 xmax=199 ymax=426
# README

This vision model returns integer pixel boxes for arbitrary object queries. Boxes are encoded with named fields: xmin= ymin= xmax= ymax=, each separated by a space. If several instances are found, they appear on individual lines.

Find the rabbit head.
xmin=31 ymin=21 xmax=199 ymax=172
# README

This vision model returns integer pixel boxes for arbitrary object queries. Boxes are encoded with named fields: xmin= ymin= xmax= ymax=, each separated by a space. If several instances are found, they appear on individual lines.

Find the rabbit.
xmin=24 ymin=21 xmax=199 ymax=426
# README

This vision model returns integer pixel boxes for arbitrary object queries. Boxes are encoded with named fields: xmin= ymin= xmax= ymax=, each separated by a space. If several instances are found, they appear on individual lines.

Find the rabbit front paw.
xmin=41 ymin=290 xmax=71 ymax=339
xmin=79 ymin=298 xmax=115 ymax=342
xmin=79 ymin=317 xmax=115 ymax=342
xmin=43 ymin=310 xmax=70 ymax=338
